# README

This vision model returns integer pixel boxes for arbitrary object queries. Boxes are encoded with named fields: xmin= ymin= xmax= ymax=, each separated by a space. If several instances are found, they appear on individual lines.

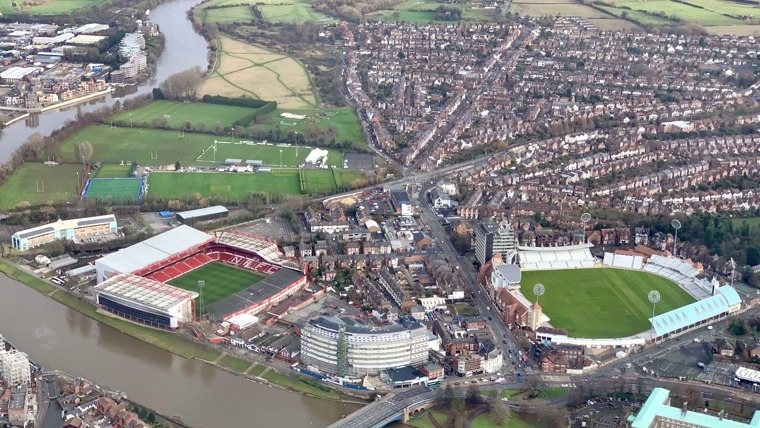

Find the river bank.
xmin=0 ymin=258 xmax=370 ymax=406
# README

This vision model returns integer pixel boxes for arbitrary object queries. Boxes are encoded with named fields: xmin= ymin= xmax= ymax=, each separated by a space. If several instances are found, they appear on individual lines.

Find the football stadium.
xmin=94 ymin=225 xmax=306 ymax=329
xmin=489 ymin=243 xmax=743 ymax=346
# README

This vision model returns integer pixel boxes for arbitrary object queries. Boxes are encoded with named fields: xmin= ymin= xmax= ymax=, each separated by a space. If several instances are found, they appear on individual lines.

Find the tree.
xmin=175 ymin=161 xmax=181 ymax=171
xmin=441 ymin=383 xmax=454 ymax=408
xmin=729 ymin=318 xmax=747 ymax=336
xmin=78 ymin=141 xmax=93 ymax=164
xmin=748 ymin=247 xmax=760 ymax=266
xmin=466 ymin=384 xmax=481 ymax=407
xmin=159 ymin=67 xmax=204 ymax=100
xmin=487 ymin=390 xmax=510 ymax=426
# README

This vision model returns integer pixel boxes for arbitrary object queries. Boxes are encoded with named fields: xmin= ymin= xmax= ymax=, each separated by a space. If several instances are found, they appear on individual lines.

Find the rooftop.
xmin=632 ymin=387 xmax=760 ymax=428
xmin=649 ymin=286 xmax=741 ymax=337
xmin=177 ymin=205 xmax=228 ymax=220
xmin=13 ymin=215 xmax=116 ymax=240
xmin=95 ymin=273 xmax=198 ymax=312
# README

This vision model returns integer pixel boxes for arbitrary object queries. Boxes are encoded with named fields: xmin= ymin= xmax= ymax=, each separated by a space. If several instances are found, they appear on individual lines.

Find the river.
xmin=0 ymin=275 xmax=359 ymax=427
xmin=0 ymin=0 xmax=210 ymax=163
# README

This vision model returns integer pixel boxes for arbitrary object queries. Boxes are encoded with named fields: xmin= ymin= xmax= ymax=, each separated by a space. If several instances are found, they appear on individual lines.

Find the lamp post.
xmin=581 ymin=212 xmax=591 ymax=244
xmin=648 ymin=290 xmax=660 ymax=341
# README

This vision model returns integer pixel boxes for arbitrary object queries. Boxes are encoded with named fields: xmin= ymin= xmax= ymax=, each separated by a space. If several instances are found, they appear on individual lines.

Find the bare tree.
xmin=160 ymin=67 xmax=204 ymax=101
xmin=78 ymin=141 xmax=94 ymax=164
xmin=487 ymin=390 xmax=510 ymax=426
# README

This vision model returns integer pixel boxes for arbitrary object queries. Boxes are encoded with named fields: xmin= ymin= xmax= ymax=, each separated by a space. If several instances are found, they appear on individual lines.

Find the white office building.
xmin=301 ymin=316 xmax=429 ymax=378
xmin=1 ymin=348 xmax=32 ymax=387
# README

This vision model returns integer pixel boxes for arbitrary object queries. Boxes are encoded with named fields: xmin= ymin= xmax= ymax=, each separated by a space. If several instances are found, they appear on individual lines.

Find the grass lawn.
xmin=250 ymin=107 xmax=365 ymax=149
xmin=263 ymin=369 xmax=341 ymax=400
xmin=0 ymin=260 xmax=57 ymax=294
xmin=0 ymin=163 xmax=80 ymax=210
xmin=25 ymin=0 xmax=112 ymax=14
xmin=219 ymin=354 xmax=253 ymax=373
xmin=196 ymin=141 xmax=344 ymax=168
xmin=110 ymin=101 xmax=261 ymax=130
xmin=542 ymin=387 xmax=571 ymax=399
xmin=728 ymin=217 xmax=760 ymax=230
xmin=598 ymin=0 xmax=760 ymax=26
xmin=449 ymin=302 xmax=479 ymax=316
xmin=377 ymin=0 xmax=500 ymax=23
xmin=248 ymin=364 xmax=266 ymax=376
xmin=407 ymin=409 xmax=448 ymax=428
xmin=83 ymin=178 xmax=144 ymax=204
xmin=471 ymin=412 xmax=535 ymax=428
xmin=168 ymin=262 xmax=265 ymax=308
xmin=521 ymin=269 xmax=695 ymax=338
xmin=204 ymin=5 xmax=255 ymax=23
xmin=0 ymin=0 xmax=17 ymax=13
xmin=259 ymin=0 xmax=328 ymax=23
xmin=60 ymin=125 xmax=349 ymax=167
xmin=94 ymin=164 xmax=133 ymax=178
xmin=147 ymin=169 xmax=367 ymax=199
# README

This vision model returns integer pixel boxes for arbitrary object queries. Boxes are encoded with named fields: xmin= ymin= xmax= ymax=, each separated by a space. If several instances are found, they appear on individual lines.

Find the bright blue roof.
xmin=633 ymin=388 xmax=760 ymax=428
xmin=649 ymin=287 xmax=740 ymax=337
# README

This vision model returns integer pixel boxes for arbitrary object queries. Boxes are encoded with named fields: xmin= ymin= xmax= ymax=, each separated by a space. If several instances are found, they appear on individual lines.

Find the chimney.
xmin=720 ymin=410 xmax=725 ymax=420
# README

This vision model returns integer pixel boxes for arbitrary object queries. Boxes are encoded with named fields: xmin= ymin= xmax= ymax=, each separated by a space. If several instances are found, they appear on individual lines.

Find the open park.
xmin=0 ymin=163 xmax=80 ymax=210
xmin=147 ymin=168 xmax=366 ymax=199
xmin=0 ymin=0 xmax=112 ymax=14
xmin=202 ymin=36 xmax=319 ymax=109
xmin=169 ymin=262 xmax=265 ymax=310
xmin=520 ymin=268 xmax=695 ymax=338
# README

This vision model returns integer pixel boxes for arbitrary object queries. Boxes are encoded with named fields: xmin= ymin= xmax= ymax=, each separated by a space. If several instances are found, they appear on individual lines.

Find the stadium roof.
xmin=96 ymin=225 xmax=213 ymax=276
xmin=649 ymin=286 xmax=741 ymax=337
xmin=517 ymin=243 xmax=593 ymax=251
xmin=206 ymin=268 xmax=305 ymax=319
xmin=177 ymin=205 xmax=228 ymax=220
xmin=632 ymin=388 xmax=760 ymax=428
xmin=95 ymin=273 xmax=198 ymax=313
xmin=495 ymin=264 xmax=521 ymax=284
xmin=214 ymin=230 xmax=302 ymax=271
xmin=14 ymin=215 xmax=116 ymax=240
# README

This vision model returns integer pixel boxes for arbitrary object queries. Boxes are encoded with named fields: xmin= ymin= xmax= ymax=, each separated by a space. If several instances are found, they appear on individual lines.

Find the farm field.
xmin=259 ymin=0 xmax=328 ymax=23
xmin=202 ymin=36 xmax=318 ymax=109
xmin=0 ymin=163 xmax=80 ymax=210
xmin=594 ymin=0 xmax=760 ymax=27
xmin=521 ymin=268 xmax=695 ymax=338
xmin=169 ymin=262 xmax=265 ymax=309
xmin=203 ymin=5 xmax=255 ymax=23
xmin=510 ymin=1 xmax=612 ymax=18
xmin=109 ymin=101 xmax=260 ymax=130
xmin=147 ymin=169 xmax=366 ymax=199
xmin=25 ymin=0 xmax=112 ymax=14
xmin=60 ymin=126 xmax=347 ymax=168
xmin=706 ymin=25 xmax=760 ymax=35
xmin=377 ymin=0 xmax=500 ymax=22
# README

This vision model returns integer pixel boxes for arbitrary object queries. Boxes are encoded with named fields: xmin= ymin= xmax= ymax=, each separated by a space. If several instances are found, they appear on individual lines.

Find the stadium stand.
xmin=214 ymin=230 xmax=302 ymax=271
xmin=644 ymin=255 xmax=713 ymax=300
xmin=518 ymin=244 xmax=596 ymax=271
xmin=602 ymin=252 xmax=645 ymax=270
xmin=649 ymin=286 xmax=741 ymax=340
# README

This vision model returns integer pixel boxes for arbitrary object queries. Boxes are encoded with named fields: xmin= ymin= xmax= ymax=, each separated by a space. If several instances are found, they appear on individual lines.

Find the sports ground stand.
xmin=206 ymin=268 xmax=305 ymax=320
xmin=344 ymin=153 xmax=374 ymax=170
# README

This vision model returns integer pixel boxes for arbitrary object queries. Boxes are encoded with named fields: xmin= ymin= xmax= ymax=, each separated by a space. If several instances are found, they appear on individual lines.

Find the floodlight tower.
xmin=671 ymin=219 xmax=682 ymax=257
xmin=581 ymin=212 xmax=591 ymax=244
xmin=295 ymin=131 xmax=299 ymax=158
xmin=648 ymin=290 xmax=660 ymax=340
xmin=198 ymin=280 xmax=205 ymax=320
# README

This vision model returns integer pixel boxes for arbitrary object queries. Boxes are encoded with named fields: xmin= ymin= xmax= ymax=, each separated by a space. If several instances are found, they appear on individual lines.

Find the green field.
xmin=259 ymin=0 xmax=328 ymax=23
xmin=204 ymin=5 xmax=255 ymax=23
xmin=169 ymin=262 xmax=265 ymax=308
xmin=377 ymin=0 xmax=499 ymax=22
xmin=595 ymin=0 xmax=760 ymax=27
xmin=521 ymin=269 xmax=695 ymax=338
xmin=94 ymin=164 xmax=133 ymax=178
xmin=0 ymin=163 xmax=80 ymax=210
xmin=147 ymin=169 xmax=367 ymax=199
xmin=83 ymin=178 xmax=144 ymax=203
xmin=255 ymin=108 xmax=365 ymax=149
xmin=60 ymin=126 xmax=346 ymax=167
xmin=110 ymin=101 xmax=261 ymax=130
xmin=196 ymin=141 xmax=343 ymax=168
xmin=25 ymin=0 xmax=112 ymax=14
xmin=728 ymin=217 xmax=760 ymax=229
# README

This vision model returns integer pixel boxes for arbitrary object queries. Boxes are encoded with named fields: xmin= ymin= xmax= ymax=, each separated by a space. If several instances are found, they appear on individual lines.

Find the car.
xmin=503 ymin=340 xmax=507 ymax=344
xmin=503 ymin=334 xmax=508 ymax=338
xmin=488 ymin=316 xmax=493 ymax=321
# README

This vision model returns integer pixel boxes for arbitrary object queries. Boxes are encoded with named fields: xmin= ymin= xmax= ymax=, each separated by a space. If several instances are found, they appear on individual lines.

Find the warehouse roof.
xmin=632 ymin=387 xmax=760 ymax=428
xmin=95 ymin=225 xmax=213 ymax=276
xmin=95 ymin=273 xmax=198 ymax=313
xmin=177 ymin=205 xmax=228 ymax=220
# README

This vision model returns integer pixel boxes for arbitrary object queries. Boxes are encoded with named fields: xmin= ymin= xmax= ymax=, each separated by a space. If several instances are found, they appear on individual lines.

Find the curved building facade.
xmin=300 ymin=316 xmax=428 ymax=378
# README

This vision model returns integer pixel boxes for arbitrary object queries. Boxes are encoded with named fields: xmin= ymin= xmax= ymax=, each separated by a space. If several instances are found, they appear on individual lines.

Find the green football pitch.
xmin=521 ymin=268 xmax=695 ymax=338
xmin=169 ymin=262 xmax=265 ymax=307
xmin=83 ymin=178 xmax=144 ymax=203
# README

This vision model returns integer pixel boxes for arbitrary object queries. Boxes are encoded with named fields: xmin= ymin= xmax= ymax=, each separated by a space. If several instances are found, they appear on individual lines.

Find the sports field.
xmin=252 ymin=107 xmax=365 ymax=149
xmin=202 ymin=36 xmax=318 ymax=109
xmin=83 ymin=178 xmax=145 ymax=203
xmin=110 ymin=101 xmax=260 ymax=130
xmin=169 ymin=262 xmax=265 ymax=309
xmin=521 ymin=268 xmax=695 ymax=338
xmin=196 ymin=141 xmax=343 ymax=168
xmin=147 ymin=169 xmax=366 ymax=199
xmin=60 ymin=126 xmax=348 ymax=167
xmin=259 ymin=0 xmax=328 ymax=23
xmin=0 ymin=163 xmax=80 ymax=210
xmin=94 ymin=164 xmax=133 ymax=178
